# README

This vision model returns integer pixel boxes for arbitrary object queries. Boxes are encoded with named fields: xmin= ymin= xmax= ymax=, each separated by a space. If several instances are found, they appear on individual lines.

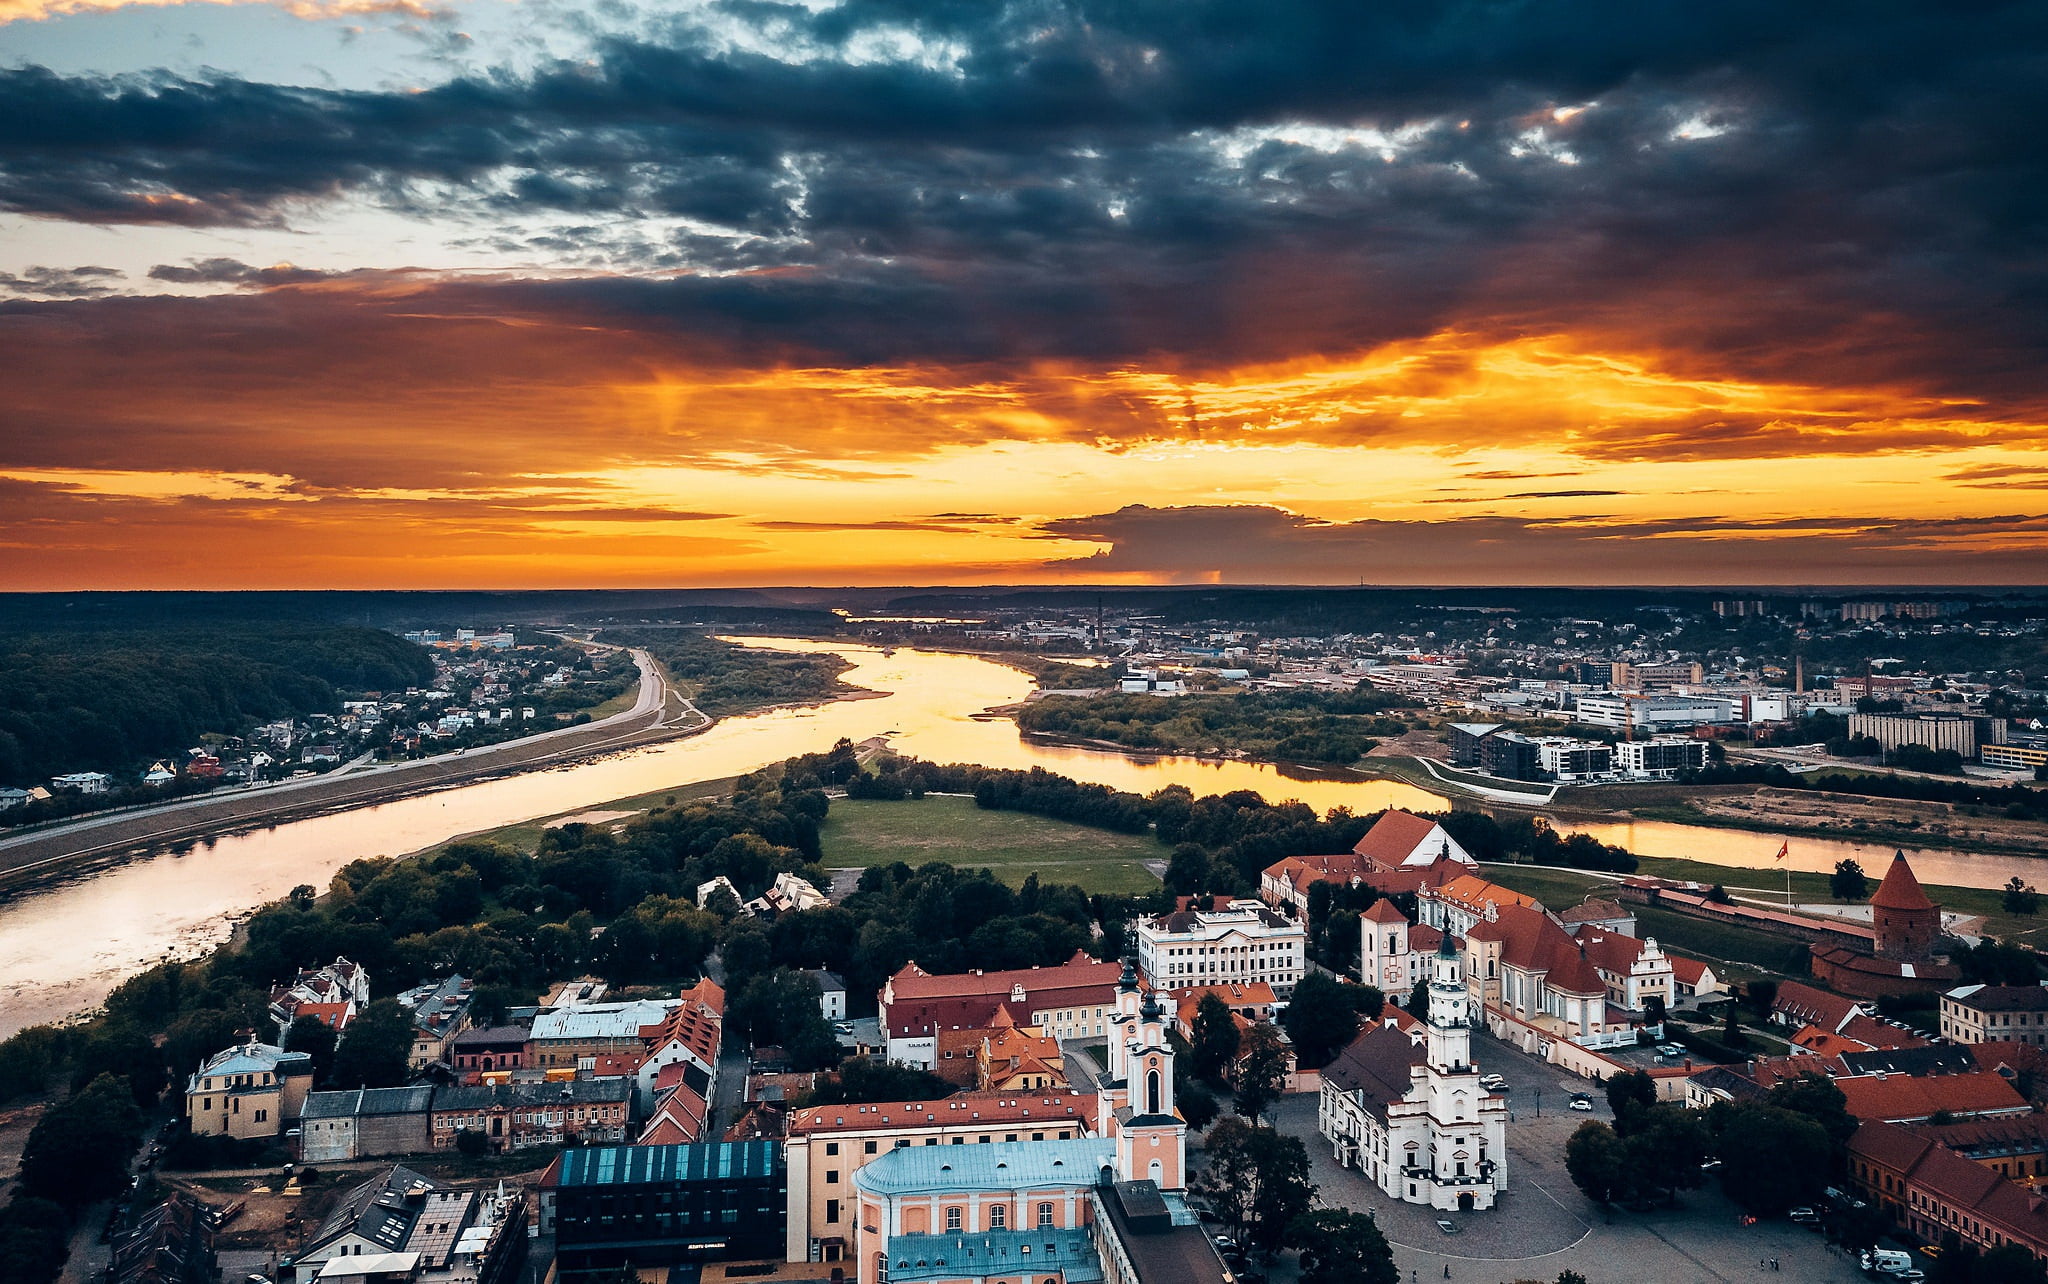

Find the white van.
xmin=1862 ymin=1248 xmax=1913 ymax=1274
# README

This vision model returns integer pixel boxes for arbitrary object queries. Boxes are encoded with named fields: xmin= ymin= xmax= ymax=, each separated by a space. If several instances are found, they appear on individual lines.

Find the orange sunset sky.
xmin=2 ymin=1 xmax=2045 ymax=588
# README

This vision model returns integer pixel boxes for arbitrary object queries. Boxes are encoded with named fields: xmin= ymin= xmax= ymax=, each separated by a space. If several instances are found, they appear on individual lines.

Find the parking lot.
xmin=1266 ymin=1027 xmax=1873 ymax=1283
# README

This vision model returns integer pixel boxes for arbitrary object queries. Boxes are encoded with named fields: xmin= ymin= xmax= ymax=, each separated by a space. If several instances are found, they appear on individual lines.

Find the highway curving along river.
xmin=3 ymin=637 xmax=2047 ymax=1037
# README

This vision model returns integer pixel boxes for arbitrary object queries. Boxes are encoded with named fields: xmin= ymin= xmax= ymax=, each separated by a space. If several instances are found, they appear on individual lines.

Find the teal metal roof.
xmin=551 ymin=1140 xmax=781 ymax=1188
xmin=851 ymin=1138 xmax=1113 ymax=1197
xmin=882 ymin=1228 xmax=1104 ymax=1284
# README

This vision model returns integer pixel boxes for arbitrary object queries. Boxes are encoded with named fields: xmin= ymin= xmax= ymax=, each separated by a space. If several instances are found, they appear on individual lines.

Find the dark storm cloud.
xmin=147 ymin=257 xmax=329 ymax=285
xmin=0 ymin=264 xmax=123 ymax=296
xmin=0 ymin=0 xmax=2044 ymax=421
xmin=1038 ymin=505 xmax=2048 ymax=584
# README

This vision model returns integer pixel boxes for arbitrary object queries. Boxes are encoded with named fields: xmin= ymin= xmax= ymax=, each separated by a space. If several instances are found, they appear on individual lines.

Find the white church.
xmin=1318 ymin=934 xmax=1509 ymax=1211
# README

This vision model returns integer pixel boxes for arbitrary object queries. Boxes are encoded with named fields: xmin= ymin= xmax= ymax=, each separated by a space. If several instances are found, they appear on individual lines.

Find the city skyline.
xmin=4 ymin=2 xmax=2046 ymax=588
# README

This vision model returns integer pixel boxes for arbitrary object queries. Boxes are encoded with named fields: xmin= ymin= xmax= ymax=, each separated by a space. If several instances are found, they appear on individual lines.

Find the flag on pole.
xmin=1774 ymin=840 xmax=1789 ymax=863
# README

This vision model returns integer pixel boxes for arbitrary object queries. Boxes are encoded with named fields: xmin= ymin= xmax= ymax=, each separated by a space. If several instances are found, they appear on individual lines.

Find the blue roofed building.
xmin=848 ymin=962 xmax=1230 ymax=1284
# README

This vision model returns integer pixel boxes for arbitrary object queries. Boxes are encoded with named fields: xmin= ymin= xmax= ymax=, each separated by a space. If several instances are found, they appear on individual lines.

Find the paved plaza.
xmin=1264 ymin=1027 xmax=1872 ymax=1284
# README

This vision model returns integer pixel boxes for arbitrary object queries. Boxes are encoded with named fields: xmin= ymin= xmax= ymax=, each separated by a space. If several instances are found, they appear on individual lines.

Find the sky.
xmin=3 ymin=1 xmax=2047 ymax=590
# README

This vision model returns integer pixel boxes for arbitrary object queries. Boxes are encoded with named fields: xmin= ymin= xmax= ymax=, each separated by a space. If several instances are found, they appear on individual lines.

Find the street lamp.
xmin=1533 ymin=1088 xmax=1541 ymax=1118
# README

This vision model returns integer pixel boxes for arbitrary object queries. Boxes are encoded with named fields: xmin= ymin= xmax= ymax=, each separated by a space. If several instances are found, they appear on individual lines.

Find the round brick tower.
xmin=1871 ymin=850 xmax=1939 ymax=962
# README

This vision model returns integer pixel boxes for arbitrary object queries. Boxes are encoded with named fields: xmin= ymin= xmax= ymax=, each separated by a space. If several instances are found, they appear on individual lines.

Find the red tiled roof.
xmin=1850 ymin=1120 xmax=2048 ymax=1256
xmin=882 ymin=954 xmax=1123 ymax=1039
xmin=1352 ymin=810 xmax=1443 ymax=867
xmin=1770 ymin=981 xmax=1862 ymax=1034
xmin=1668 ymin=955 xmax=1712 ymax=986
xmin=1465 ymin=904 xmax=1604 ymax=996
xmin=787 ymin=1092 xmax=1092 ymax=1137
xmin=1837 ymin=1070 xmax=2029 ymax=1123
xmin=1872 ymin=852 xmax=1936 ymax=912
xmin=1838 ymin=1014 xmax=1928 ymax=1051
xmin=1361 ymin=900 xmax=1409 ymax=925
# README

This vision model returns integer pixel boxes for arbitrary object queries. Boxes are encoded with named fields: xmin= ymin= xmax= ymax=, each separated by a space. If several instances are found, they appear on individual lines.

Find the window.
xmin=826 ymin=1170 xmax=839 ymax=1184
xmin=826 ymin=1142 xmax=839 ymax=1156
xmin=946 ymin=1207 xmax=962 ymax=1232
xmin=825 ymin=1199 xmax=840 ymax=1224
xmin=991 ymin=1206 xmax=1007 ymax=1229
xmin=1037 ymin=1203 xmax=1054 ymax=1228
xmin=864 ymin=1141 xmax=878 ymax=1155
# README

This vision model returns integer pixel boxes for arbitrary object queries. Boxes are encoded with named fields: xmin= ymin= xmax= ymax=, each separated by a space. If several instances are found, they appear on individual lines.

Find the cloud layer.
xmin=1 ymin=0 xmax=2045 ymax=585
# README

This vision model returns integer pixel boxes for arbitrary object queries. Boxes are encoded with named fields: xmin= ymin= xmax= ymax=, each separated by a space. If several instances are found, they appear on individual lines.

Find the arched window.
xmin=1146 ymin=1069 xmax=1161 ymax=1116
xmin=991 ymin=1205 xmax=1007 ymax=1229
xmin=1037 ymin=1202 xmax=1055 ymax=1228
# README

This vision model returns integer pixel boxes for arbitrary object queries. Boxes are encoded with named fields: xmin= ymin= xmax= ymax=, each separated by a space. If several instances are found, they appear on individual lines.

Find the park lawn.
xmin=1628 ymin=904 xmax=1808 ymax=977
xmin=1480 ymin=864 xmax=1614 ymax=908
xmin=820 ymin=795 xmax=1167 ymax=895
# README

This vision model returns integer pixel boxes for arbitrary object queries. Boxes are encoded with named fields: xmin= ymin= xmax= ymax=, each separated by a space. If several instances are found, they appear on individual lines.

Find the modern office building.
xmin=542 ymin=1141 xmax=786 ymax=1276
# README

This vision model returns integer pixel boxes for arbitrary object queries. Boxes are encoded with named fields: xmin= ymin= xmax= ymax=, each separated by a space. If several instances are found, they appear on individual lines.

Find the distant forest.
xmin=0 ymin=628 xmax=434 ymax=786
xmin=598 ymin=628 xmax=853 ymax=716
xmin=1015 ymin=687 xmax=1419 ymax=765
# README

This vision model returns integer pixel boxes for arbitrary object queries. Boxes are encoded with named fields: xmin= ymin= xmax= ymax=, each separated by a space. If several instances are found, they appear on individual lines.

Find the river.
xmin=2 ymin=638 xmax=2044 ymax=1036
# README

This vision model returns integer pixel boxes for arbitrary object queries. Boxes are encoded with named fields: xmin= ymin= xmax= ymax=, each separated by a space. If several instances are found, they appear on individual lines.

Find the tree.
xmin=1641 ymin=994 xmax=1667 ymax=1029
xmin=1407 ymin=977 xmax=1430 ymax=1016
xmin=1624 ymin=1103 xmax=1711 ymax=1203
xmin=285 ymin=1014 xmax=340 ymax=1085
xmin=1200 ymin=1117 xmax=1315 ymax=1251
xmin=19 ymin=1073 xmax=144 ymax=1205
xmin=1712 ymin=1103 xmax=1831 ymax=1215
xmin=1766 ymin=1072 xmax=1858 ymax=1152
xmin=1232 ymin=1024 xmax=1289 ymax=1124
xmin=1564 ymin=1120 xmax=1629 ymax=1205
xmin=1278 ymin=972 xmax=1369 ymax=1069
xmin=1189 ymin=994 xmax=1241 ymax=1083
xmin=1178 ymin=1081 xmax=1220 ymax=1132
xmin=802 ymin=1057 xmax=951 ymax=1106
xmin=456 ymin=1127 xmax=489 ymax=1158
xmin=2006 ymin=877 xmax=2040 ymax=916
xmin=0 ymin=1196 xmax=71 ymax=1284
xmin=1287 ymin=1208 xmax=1398 ymax=1284
xmin=327 ymin=999 xmax=414 ymax=1089
xmin=1831 ymin=858 xmax=1869 ymax=902
xmin=1604 ymin=1070 xmax=1657 ymax=1133
xmin=731 ymin=969 xmax=841 ymax=1072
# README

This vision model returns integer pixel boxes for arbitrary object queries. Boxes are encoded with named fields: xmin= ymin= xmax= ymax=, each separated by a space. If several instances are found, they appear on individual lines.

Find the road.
xmin=0 ymin=646 xmax=709 ymax=893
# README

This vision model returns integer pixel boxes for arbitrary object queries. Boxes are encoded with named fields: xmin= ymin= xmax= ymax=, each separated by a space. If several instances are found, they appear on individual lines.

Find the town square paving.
xmin=1264 ymin=1027 xmax=1871 ymax=1283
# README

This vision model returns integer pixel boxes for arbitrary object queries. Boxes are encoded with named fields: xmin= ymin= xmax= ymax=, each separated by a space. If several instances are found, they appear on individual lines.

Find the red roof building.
xmin=880 ymin=951 xmax=1123 ymax=1066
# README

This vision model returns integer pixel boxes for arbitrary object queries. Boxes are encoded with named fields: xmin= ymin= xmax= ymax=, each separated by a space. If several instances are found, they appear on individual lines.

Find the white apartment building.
xmin=1534 ymin=737 xmax=1613 ymax=780
xmin=1135 ymin=898 xmax=1306 ymax=997
xmin=1612 ymin=736 xmax=1710 ymax=779
xmin=1574 ymin=693 xmax=1733 ymax=731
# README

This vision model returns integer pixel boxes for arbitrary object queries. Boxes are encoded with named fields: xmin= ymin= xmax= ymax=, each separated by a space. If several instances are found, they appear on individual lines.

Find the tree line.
xmin=0 ymin=625 xmax=435 ymax=786
xmin=1681 ymin=760 xmax=2048 ymax=822
xmin=1014 ymin=686 xmax=1419 ymax=766
xmin=597 ymin=628 xmax=852 ymax=716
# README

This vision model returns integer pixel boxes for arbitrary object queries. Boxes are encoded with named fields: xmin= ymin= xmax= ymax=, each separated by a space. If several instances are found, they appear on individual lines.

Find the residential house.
xmin=449 ymin=1026 xmax=531 ymax=1078
xmin=185 ymin=1039 xmax=314 ymax=1139
xmin=429 ymin=1079 xmax=635 ymax=1152
xmin=803 ymin=969 xmax=848 ymax=1022
xmin=109 ymin=1193 xmax=215 ymax=1284
xmin=396 ymin=974 xmax=476 ymax=1071
xmin=270 ymin=956 xmax=372 ymax=1038
xmin=292 ymin=1165 xmax=528 ymax=1284
xmin=1942 ymin=984 xmax=2048 ymax=1046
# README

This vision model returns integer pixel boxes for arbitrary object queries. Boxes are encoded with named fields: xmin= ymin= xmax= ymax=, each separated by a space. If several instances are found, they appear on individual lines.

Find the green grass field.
xmin=819 ymin=795 xmax=1168 ymax=895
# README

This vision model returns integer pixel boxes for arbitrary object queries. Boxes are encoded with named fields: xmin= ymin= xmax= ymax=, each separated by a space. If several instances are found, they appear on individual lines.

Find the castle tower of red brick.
xmin=1871 ymin=851 xmax=1939 ymax=962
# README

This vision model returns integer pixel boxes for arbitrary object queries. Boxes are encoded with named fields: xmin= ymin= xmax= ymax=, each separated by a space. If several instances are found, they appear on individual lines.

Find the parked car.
xmin=1788 ymin=1207 xmax=1821 ymax=1225
xmin=1656 ymin=1044 xmax=1685 ymax=1058
xmin=1435 ymin=1219 xmax=1459 ymax=1235
xmin=1569 ymin=1097 xmax=1594 ymax=1111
